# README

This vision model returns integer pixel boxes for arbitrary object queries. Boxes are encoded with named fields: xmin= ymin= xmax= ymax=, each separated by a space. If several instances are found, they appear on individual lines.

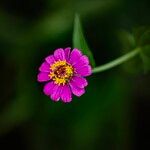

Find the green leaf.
xmin=73 ymin=14 xmax=96 ymax=67
xmin=140 ymin=45 xmax=150 ymax=73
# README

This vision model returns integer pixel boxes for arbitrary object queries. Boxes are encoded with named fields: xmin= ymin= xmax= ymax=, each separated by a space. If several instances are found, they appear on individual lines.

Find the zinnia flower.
xmin=37 ymin=48 xmax=92 ymax=103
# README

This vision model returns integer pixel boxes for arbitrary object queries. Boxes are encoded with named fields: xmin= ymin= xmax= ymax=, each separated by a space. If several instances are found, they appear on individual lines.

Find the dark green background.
xmin=0 ymin=0 xmax=150 ymax=149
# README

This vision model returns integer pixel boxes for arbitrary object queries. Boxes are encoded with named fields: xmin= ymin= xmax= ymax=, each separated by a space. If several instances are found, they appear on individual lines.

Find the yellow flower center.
xmin=49 ymin=60 xmax=74 ymax=85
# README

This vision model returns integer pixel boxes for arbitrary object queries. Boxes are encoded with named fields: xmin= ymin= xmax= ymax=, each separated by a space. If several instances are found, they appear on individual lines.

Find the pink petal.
xmin=69 ymin=48 xmax=82 ymax=65
xmin=37 ymin=72 xmax=50 ymax=82
xmin=75 ymin=65 xmax=92 ymax=77
xmin=73 ymin=55 xmax=89 ymax=68
xmin=71 ymin=76 xmax=88 ymax=88
xmin=43 ymin=81 xmax=55 ymax=96
xmin=39 ymin=62 xmax=50 ymax=72
xmin=45 ymin=55 xmax=55 ymax=64
xmin=54 ymin=48 xmax=65 ymax=60
xmin=50 ymin=85 xmax=62 ymax=101
xmin=64 ymin=47 xmax=71 ymax=61
xmin=61 ymin=85 xmax=72 ymax=103
xmin=69 ymin=81 xmax=85 ymax=97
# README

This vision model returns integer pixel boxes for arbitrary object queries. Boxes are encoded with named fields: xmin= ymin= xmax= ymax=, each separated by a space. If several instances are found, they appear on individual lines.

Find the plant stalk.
xmin=92 ymin=48 xmax=140 ymax=74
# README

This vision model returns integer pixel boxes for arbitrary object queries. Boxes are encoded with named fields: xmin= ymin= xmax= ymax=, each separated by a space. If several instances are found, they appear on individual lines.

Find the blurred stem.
xmin=92 ymin=48 xmax=140 ymax=73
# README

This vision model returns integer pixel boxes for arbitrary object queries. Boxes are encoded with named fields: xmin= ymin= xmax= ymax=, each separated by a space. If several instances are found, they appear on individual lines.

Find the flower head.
xmin=37 ymin=48 xmax=92 ymax=103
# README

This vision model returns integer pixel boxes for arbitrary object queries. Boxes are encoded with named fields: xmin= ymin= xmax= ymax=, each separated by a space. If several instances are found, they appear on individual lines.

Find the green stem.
xmin=92 ymin=48 xmax=140 ymax=74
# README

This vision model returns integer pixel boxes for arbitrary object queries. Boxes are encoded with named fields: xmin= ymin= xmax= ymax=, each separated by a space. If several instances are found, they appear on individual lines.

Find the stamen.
xmin=49 ymin=60 xmax=74 ymax=85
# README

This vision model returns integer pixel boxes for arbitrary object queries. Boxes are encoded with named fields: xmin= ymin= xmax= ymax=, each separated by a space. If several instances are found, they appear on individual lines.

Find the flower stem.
xmin=92 ymin=48 xmax=140 ymax=74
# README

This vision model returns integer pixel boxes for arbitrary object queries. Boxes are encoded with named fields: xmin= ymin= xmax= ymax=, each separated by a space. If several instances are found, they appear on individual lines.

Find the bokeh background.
xmin=0 ymin=0 xmax=150 ymax=149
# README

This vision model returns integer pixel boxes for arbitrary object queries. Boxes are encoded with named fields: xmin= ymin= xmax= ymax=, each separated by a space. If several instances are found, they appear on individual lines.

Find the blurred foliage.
xmin=140 ymin=45 xmax=150 ymax=72
xmin=118 ymin=27 xmax=150 ymax=73
xmin=133 ymin=27 xmax=150 ymax=72
xmin=0 ymin=0 xmax=150 ymax=150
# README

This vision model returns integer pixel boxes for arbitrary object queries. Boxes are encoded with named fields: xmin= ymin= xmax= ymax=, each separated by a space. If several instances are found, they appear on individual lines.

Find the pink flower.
xmin=37 ymin=48 xmax=92 ymax=103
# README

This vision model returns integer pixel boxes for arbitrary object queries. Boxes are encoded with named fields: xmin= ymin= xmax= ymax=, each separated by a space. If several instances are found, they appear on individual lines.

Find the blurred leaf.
xmin=140 ymin=30 xmax=150 ymax=46
xmin=140 ymin=45 xmax=150 ymax=73
xmin=117 ymin=30 xmax=142 ymax=74
xmin=118 ymin=30 xmax=136 ymax=51
xmin=0 ymin=94 xmax=34 ymax=135
xmin=73 ymin=14 xmax=96 ymax=67
xmin=133 ymin=26 xmax=150 ymax=46
xmin=133 ymin=27 xmax=150 ymax=72
xmin=118 ymin=28 xmax=150 ymax=73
